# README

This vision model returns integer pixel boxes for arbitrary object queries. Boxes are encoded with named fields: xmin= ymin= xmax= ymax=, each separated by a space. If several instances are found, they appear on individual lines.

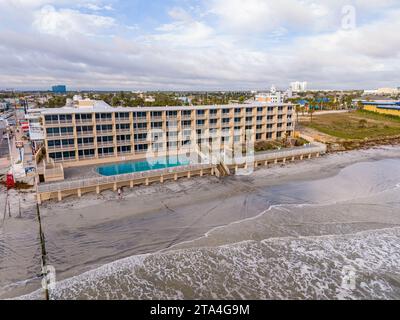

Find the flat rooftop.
xmin=40 ymin=101 xmax=293 ymax=115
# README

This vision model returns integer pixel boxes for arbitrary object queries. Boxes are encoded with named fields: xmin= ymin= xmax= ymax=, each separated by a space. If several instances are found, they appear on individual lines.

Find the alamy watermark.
xmin=341 ymin=5 xmax=357 ymax=30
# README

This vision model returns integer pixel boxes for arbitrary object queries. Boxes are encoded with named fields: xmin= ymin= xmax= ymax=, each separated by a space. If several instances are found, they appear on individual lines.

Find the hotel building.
xmin=41 ymin=100 xmax=295 ymax=167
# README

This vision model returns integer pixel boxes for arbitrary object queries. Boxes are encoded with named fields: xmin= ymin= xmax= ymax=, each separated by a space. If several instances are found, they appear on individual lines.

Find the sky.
xmin=0 ymin=0 xmax=399 ymax=91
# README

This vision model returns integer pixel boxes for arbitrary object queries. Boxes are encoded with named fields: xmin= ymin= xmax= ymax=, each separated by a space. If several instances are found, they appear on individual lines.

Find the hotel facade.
xmin=41 ymin=100 xmax=295 ymax=168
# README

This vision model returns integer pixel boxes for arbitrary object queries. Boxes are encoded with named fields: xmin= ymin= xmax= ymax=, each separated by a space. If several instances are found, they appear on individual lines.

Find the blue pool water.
xmin=96 ymin=156 xmax=191 ymax=176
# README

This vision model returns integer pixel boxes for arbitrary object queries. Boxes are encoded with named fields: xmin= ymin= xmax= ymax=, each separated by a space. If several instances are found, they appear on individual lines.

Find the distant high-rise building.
xmin=290 ymin=81 xmax=307 ymax=93
xmin=52 ymin=85 xmax=67 ymax=94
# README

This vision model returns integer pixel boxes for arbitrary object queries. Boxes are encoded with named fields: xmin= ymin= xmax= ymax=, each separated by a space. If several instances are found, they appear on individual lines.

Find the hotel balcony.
xmin=96 ymin=130 xmax=114 ymax=136
xmin=98 ymin=153 xmax=115 ymax=158
xmin=134 ymin=128 xmax=149 ymax=133
xmin=117 ymin=140 xmax=132 ymax=146
xmin=98 ymin=141 xmax=115 ymax=147
xmin=78 ymin=143 xmax=95 ymax=149
xmin=79 ymin=155 xmax=96 ymax=161
xmin=115 ymin=117 xmax=131 ymax=123
xmin=47 ymin=145 xmax=75 ymax=152
xmin=77 ymin=131 xmax=94 ymax=137
xmin=151 ymin=116 xmax=164 ymax=121
xmin=118 ymin=151 xmax=132 ymax=156
xmin=134 ymin=117 xmax=148 ymax=123
xmin=75 ymin=119 xmax=93 ymax=125
xmin=45 ymin=119 xmax=73 ymax=125
xmin=46 ymin=132 xmax=75 ymax=139
xmin=96 ymin=119 xmax=113 ymax=124
xmin=181 ymin=114 xmax=192 ymax=120
xmin=116 ymin=128 xmax=131 ymax=134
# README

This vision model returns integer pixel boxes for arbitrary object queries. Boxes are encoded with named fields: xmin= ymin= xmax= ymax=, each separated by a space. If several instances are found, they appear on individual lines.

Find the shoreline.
xmin=1 ymin=145 xmax=400 ymax=299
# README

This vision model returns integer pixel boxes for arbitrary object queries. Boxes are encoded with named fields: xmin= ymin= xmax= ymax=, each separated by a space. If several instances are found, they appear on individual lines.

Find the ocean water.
xmin=17 ymin=158 xmax=400 ymax=300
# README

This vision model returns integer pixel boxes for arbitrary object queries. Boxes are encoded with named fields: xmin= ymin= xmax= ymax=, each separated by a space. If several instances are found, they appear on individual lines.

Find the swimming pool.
xmin=96 ymin=156 xmax=191 ymax=176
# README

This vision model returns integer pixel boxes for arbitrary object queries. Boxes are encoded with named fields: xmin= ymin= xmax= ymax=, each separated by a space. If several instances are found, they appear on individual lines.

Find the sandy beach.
xmin=1 ymin=145 xmax=400 ymax=299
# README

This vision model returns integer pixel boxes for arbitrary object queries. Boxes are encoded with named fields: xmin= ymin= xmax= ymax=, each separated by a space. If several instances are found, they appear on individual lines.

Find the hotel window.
xmin=77 ymin=126 xmax=93 ymax=133
xmin=182 ymin=110 xmax=192 ymax=116
xmin=167 ymin=111 xmax=178 ymax=117
xmin=59 ymin=114 xmax=72 ymax=122
xmin=196 ymin=120 xmax=205 ymax=125
xmin=257 ymin=116 xmax=263 ymax=121
xmin=256 ymin=133 xmax=262 ymax=140
xmin=288 ymin=106 xmax=293 ymax=110
xmin=222 ymin=108 xmax=230 ymax=114
xmin=77 ymin=149 xmax=91 ymax=158
xmin=256 ymin=125 xmax=263 ymax=129
xmin=78 ymin=149 xmax=95 ymax=157
xmin=246 ymin=108 xmax=252 ymax=113
xmin=181 ymin=120 xmax=191 ymax=127
xmin=245 ymin=125 xmax=252 ymax=130
xmin=97 ymin=136 xmax=114 ymax=143
xmin=98 ymin=147 xmax=114 ymax=155
xmin=60 ymin=127 xmax=73 ymax=135
xmin=234 ymin=117 xmax=241 ymax=123
xmin=95 ymin=113 xmax=112 ymax=120
xmin=62 ymin=151 xmax=75 ymax=159
xmin=277 ymin=132 xmax=282 ymax=138
xmin=78 ymin=137 xmax=94 ymax=145
xmin=267 ymin=107 xmax=274 ymax=112
xmin=75 ymin=114 xmax=92 ymax=121
xmin=45 ymin=115 xmax=58 ymax=122
xmin=245 ymin=117 xmax=253 ymax=122
xmin=117 ymin=146 xmax=131 ymax=153
xmin=257 ymin=107 xmax=263 ymax=113
xmin=116 ymin=123 xmax=130 ymax=130
xmin=222 ymin=118 xmax=230 ymax=124
xmin=234 ymin=108 xmax=241 ymax=113
xmin=47 ymin=140 xmax=60 ymax=148
xmin=135 ymin=144 xmax=148 ymax=152
xmin=267 ymin=124 xmax=273 ymax=129
xmin=151 ymin=111 xmax=163 ymax=118
xmin=117 ymin=135 xmax=131 ymax=142
xmin=61 ymin=139 xmax=74 ymax=147
xmin=133 ymin=112 xmax=147 ymax=119
xmin=210 ymin=109 xmax=218 ymax=115
xmin=96 ymin=124 xmax=112 ymax=132
xmin=267 ymin=115 xmax=274 ymax=121
xmin=49 ymin=152 xmax=62 ymax=160
xmin=134 ymin=133 xmax=147 ymax=141
xmin=209 ymin=119 xmax=218 ymax=124
xmin=134 ymin=122 xmax=147 ymax=129
xmin=267 ymin=133 xmax=273 ymax=139
xmin=151 ymin=122 xmax=163 ymax=128
xmin=197 ymin=110 xmax=205 ymax=116
xmin=46 ymin=127 xmax=60 ymax=135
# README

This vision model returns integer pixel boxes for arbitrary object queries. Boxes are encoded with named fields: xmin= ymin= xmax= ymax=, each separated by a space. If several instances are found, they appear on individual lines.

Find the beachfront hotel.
xmin=41 ymin=99 xmax=295 ymax=168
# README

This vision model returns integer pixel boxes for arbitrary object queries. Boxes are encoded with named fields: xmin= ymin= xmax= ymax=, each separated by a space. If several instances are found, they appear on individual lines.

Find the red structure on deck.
xmin=6 ymin=173 xmax=15 ymax=189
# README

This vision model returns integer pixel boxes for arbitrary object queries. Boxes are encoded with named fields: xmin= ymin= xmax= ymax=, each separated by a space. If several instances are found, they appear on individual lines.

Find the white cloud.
xmin=32 ymin=5 xmax=115 ymax=38
xmin=0 ymin=0 xmax=399 ymax=90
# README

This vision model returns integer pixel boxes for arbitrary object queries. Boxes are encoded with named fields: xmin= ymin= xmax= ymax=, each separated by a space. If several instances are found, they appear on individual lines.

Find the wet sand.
xmin=1 ymin=146 xmax=400 ymax=299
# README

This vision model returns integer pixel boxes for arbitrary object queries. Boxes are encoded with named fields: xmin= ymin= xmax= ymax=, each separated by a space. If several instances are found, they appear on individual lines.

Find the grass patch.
xmin=255 ymin=138 xmax=309 ymax=152
xmin=301 ymin=110 xmax=400 ymax=140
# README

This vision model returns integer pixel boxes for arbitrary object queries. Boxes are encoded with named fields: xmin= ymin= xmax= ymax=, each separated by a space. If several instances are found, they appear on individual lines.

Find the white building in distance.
xmin=290 ymin=81 xmax=307 ymax=93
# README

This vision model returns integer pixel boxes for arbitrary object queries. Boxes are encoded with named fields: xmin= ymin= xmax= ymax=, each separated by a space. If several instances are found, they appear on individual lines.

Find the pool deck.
xmin=36 ymin=143 xmax=327 ymax=203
